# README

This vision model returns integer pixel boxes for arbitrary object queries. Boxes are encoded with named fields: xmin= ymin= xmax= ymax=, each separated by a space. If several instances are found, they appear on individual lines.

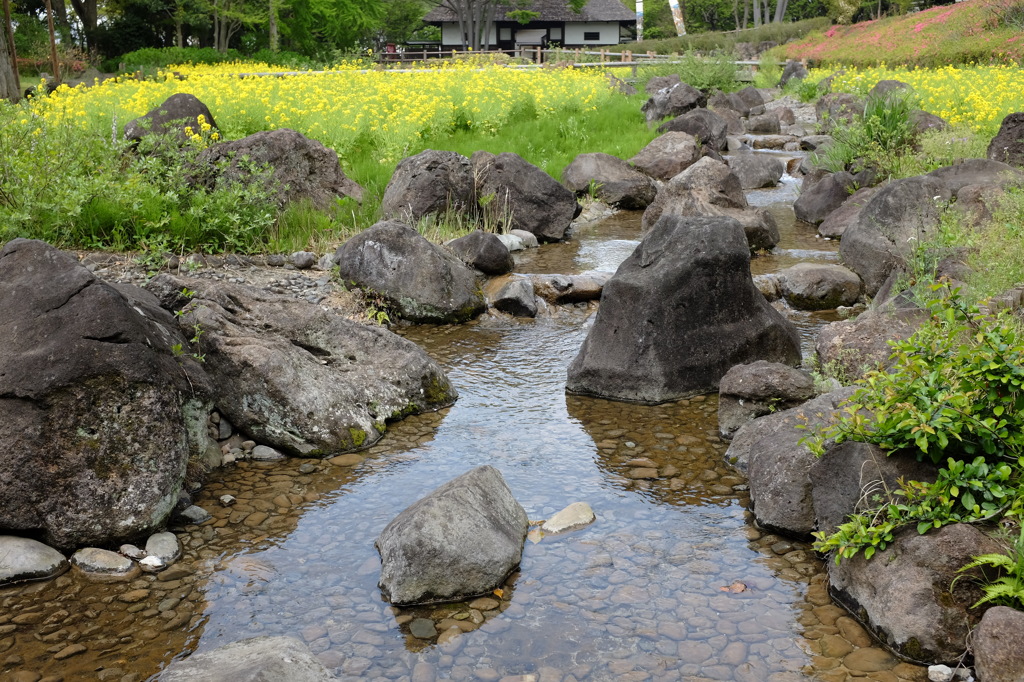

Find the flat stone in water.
xmin=145 ymin=532 xmax=181 ymax=564
xmin=0 ymin=536 xmax=69 ymax=586
xmin=541 ymin=502 xmax=596 ymax=534
xmin=71 ymin=548 xmax=135 ymax=576
xmin=251 ymin=445 xmax=285 ymax=461
xmin=329 ymin=454 xmax=364 ymax=467
xmin=410 ymin=618 xmax=437 ymax=639
xmin=468 ymin=597 xmax=500 ymax=611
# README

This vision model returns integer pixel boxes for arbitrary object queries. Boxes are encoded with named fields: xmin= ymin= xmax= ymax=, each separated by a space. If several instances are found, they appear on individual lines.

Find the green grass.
xmin=614 ymin=17 xmax=831 ymax=56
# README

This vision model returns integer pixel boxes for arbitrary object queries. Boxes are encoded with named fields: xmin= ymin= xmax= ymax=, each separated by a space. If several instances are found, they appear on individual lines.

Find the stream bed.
xmin=0 ymin=181 xmax=929 ymax=681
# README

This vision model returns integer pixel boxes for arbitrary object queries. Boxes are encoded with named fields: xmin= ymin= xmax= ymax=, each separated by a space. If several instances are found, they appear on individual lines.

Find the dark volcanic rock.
xmin=839 ymin=175 xmax=951 ymax=296
xmin=447 ymin=231 xmax=514 ymax=275
xmin=561 ymin=152 xmax=657 ymax=209
xmin=641 ymin=81 xmax=707 ymax=125
xmin=376 ymin=465 xmax=529 ymax=605
xmin=381 ymin=149 xmax=474 ymax=223
xmin=728 ymin=153 xmax=785 ymax=189
xmin=124 ymin=93 xmax=217 ymax=144
xmin=818 ymin=186 xmax=880 ymax=239
xmin=828 ymin=523 xmax=1000 ymax=664
xmin=730 ymin=389 xmax=856 ymax=536
xmin=778 ymin=60 xmax=809 ymax=87
xmin=717 ymin=361 xmax=815 ymax=439
xmin=778 ymin=262 xmax=862 ymax=310
xmin=0 ymin=239 xmax=214 ymax=550
xmin=565 ymin=215 xmax=800 ymax=404
xmin=793 ymin=171 xmax=857 ymax=225
xmin=148 ymin=273 xmax=457 ymax=458
xmin=655 ymin=108 xmax=728 ymax=151
xmin=334 ymin=220 xmax=486 ymax=324
xmin=194 ymin=128 xmax=364 ymax=209
xmin=988 ymin=112 xmax=1024 ymax=168
xmin=815 ymin=306 xmax=927 ymax=382
xmin=472 ymin=151 xmax=579 ymax=242
xmin=973 ymin=606 xmax=1024 ymax=682
xmin=629 ymin=131 xmax=702 ymax=181
xmin=810 ymin=442 xmax=938 ymax=537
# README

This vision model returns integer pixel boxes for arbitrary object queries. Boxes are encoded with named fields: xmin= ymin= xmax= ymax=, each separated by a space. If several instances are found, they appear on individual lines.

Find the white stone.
xmin=139 ymin=556 xmax=166 ymax=572
xmin=145 ymin=532 xmax=181 ymax=564
xmin=508 ymin=229 xmax=539 ymax=248
xmin=119 ymin=544 xmax=146 ymax=560
xmin=929 ymin=665 xmax=954 ymax=682
xmin=220 ymin=495 xmax=236 ymax=506
xmin=251 ymin=444 xmax=285 ymax=461
xmin=540 ymin=502 xmax=596 ymax=534
xmin=495 ymin=234 xmax=525 ymax=252
xmin=0 ymin=536 xmax=68 ymax=586
xmin=71 ymin=547 xmax=136 ymax=575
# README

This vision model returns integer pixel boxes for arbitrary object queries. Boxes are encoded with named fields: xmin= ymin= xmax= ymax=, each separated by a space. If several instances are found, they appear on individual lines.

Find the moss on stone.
xmin=348 ymin=427 xmax=367 ymax=448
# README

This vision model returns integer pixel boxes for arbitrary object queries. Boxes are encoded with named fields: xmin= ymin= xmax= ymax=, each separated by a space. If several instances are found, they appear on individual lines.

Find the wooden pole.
xmin=2 ymin=0 xmax=19 ymax=94
xmin=44 ymin=0 xmax=60 ymax=84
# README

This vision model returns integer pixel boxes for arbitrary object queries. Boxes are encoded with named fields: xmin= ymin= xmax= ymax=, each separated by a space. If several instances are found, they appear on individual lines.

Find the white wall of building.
xmin=442 ymin=23 xmax=498 ymax=46
xmin=564 ymin=22 xmax=619 ymax=45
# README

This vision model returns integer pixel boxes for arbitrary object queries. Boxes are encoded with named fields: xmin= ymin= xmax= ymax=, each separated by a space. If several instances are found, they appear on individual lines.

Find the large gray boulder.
xmin=376 ymin=465 xmax=529 ymax=605
xmin=745 ymin=112 xmax=781 ymax=135
xmin=194 ymin=128 xmax=364 ymax=209
xmin=0 ymin=536 xmax=69 ymax=586
xmin=728 ymin=153 xmax=785 ymax=189
xmin=815 ymin=307 xmax=927 ymax=383
xmin=160 ymin=636 xmax=336 ymax=682
xmin=987 ymin=112 xmax=1024 ymax=168
xmin=809 ymin=442 xmax=938 ymax=537
xmin=124 ymin=93 xmax=217 ymax=144
xmin=629 ymin=131 xmax=702 ymax=181
xmin=717 ymin=361 xmax=815 ymax=439
xmin=735 ymin=389 xmax=856 ymax=537
xmin=381 ymin=149 xmax=475 ymax=223
xmin=148 ymin=273 xmax=457 ymax=458
xmin=828 ymin=523 xmax=1000 ymax=665
xmin=641 ymin=157 xmax=780 ymax=251
xmin=472 ymin=152 xmax=579 ymax=242
xmin=794 ymin=171 xmax=858 ymax=225
xmin=927 ymin=158 xmax=1023 ymax=193
xmin=641 ymin=81 xmax=707 ymax=125
xmin=0 ymin=239 xmax=214 ymax=551
xmin=565 ymin=215 xmax=801 ymax=404
xmin=818 ymin=186 xmax=880 ymax=239
xmin=839 ymin=175 xmax=952 ymax=296
xmin=561 ymin=153 xmax=657 ymax=209
xmin=778 ymin=60 xmax=809 ymax=87
xmin=446 ymin=231 xmax=514 ymax=275
xmin=778 ymin=262 xmax=862 ymax=310
xmin=973 ymin=606 xmax=1024 ymax=682
xmin=655 ymin=108 xmax=728 ymax=151
xmin=334 ymin=220 xmax=486 ymax=323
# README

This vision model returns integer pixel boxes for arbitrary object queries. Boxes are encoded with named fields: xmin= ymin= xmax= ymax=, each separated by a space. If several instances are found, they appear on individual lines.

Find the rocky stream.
xmin=0 ymin=159 xmax=936 ymax=681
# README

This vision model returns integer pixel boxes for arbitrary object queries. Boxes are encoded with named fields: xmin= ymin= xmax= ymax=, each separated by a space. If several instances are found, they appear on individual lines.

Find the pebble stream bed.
xmin=0 ymin=170 xmax=930 ymax=682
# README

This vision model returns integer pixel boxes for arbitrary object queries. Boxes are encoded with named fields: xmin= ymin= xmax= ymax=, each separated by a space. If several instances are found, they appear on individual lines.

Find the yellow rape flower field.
xmin=20 ymin=61 xmax=614 ymax=165
xmin=811 ymin=64 xmax=1024 ymax=137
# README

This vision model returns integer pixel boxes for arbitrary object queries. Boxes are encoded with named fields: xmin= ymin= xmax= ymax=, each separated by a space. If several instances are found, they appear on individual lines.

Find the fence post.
xmin=600 ymin=48 xmax=605 ymax=63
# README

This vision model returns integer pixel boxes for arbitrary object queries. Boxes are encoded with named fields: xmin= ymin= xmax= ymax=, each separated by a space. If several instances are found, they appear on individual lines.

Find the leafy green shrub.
xmin=626 ymin=17 xmax=831 ymax=55
xmin=815 ymin=455 xmax=1015 ymax=561
xmin=807 ymin=289 xmax=1024 ymax=562
xmin=815 ymin=89 xmax=917 ymax=179
xmin=814 ymin=291 xmax=1024 ymax=464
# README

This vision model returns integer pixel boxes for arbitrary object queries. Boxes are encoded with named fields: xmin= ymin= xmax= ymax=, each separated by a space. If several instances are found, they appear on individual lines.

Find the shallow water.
xmin=0 ymin=189 xmax=926 ymax=682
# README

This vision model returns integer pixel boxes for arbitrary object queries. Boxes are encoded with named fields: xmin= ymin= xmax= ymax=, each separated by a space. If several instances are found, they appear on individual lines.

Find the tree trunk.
xmin=0 ymin=10 xmax=18 ymax=103
xmin=752 ymin=0 xmax=760 ymax=27
xmin=68 ymin=0 xmax=97 ymax=50
xmin=269 ymin=0 xmax=278 ymax=51
xmin=773 ymin=0 xmax=787 ymax=22
xmin=742 ymin=0 xmax=748 ymax=29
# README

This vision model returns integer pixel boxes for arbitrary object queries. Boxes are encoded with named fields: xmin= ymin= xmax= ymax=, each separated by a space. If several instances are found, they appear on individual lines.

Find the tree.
xmin=1 ymin=4 xmax=19 ymax=102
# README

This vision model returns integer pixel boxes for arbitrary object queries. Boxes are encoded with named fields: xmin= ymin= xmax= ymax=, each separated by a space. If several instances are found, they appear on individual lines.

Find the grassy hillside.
xmin=777 ymin=0 xmax=1024 ymax=67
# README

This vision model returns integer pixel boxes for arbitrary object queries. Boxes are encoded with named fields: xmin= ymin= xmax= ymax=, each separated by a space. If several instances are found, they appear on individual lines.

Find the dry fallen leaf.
xmin=527 ymin=528 xmax=545 ymax=544
xmin=493 ymin=588 xmax=504 ymax=598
